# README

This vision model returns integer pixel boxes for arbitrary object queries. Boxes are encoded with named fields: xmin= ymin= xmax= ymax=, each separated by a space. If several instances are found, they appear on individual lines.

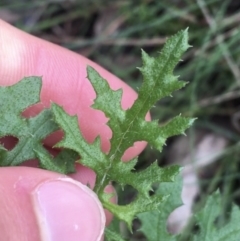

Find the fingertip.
xmin=0 ymin=167 xmax=105 ymax=241
xmin=32 ymin=177 xmax=105 ymax=241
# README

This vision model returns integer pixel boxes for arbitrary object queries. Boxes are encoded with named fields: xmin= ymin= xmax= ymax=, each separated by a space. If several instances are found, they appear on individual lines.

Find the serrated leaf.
xmin=193 ymin=191 xmax=240 ymax=241
xmin=138 ymin=174 xmax=182 ymax=241
xmin=52 ymin=29 xmax=194 ymax=229
xmin=35 ymin=148 xmax=78 ymax=173
xmin=0 ymin=77 xmax=76 ymax=173
xmin=51 ymin=103 xmax=109 ymax=173
xmin=88 ymin=29 xmax=192 ymax=159
xmin=105 ymin=228 xmax=128 ymax=241
xmin=0 ymin=144 xmax=7 ymax=160
xmin=52 ymin=103 xmax=181 ymax=229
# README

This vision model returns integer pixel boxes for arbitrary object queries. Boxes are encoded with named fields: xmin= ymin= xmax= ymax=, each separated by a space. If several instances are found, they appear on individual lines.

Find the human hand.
xmin=0 ymin=20 xmax=147 ymax=241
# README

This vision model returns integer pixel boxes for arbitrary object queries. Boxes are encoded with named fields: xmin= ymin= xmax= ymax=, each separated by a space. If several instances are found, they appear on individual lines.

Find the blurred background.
xmin=1 ymin=0 xmax=240 ymax=240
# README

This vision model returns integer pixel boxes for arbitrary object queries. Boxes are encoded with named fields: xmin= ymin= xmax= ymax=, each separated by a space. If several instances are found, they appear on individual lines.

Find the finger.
xmin=0 ymin=20 xmax=149 ymax=161
xmin=0 ymin=167 xmax=105 ymax=241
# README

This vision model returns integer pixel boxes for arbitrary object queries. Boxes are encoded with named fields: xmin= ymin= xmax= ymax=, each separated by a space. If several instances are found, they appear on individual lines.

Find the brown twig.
xmin=198 ymin=90 xmax=240 ymax=107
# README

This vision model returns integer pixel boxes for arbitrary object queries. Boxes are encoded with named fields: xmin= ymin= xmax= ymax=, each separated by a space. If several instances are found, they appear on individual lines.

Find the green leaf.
xmin=88 ymin=28 xmax=192 ymax=159
xmin=105 ymin=228 xmax=128 ymax=241
xmin=0 ymin=142 xmax=7 ymax=160
xmin=138 ymin=181 xmax=240 ymax=241
xmin=193 ymin=191 xmax=240 ymax=241
xmin=0 ymin=77 xmax=76 ymax=173
xmin=35 ymin=148 xmax=78 ymax=173
xmin=138 ymin=174 xmax=182 ymax=241
xmin=52 ymin=29 xmax=194 ymax=229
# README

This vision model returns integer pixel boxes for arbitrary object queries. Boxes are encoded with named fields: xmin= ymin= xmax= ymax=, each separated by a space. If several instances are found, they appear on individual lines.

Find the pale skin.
xmin=0 ymin=20 xmax=148 ymax=241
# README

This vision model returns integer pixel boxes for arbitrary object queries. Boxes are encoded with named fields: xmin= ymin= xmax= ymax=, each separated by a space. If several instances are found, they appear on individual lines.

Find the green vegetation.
xmin=1 ymin=0 xmax=240 ymax=240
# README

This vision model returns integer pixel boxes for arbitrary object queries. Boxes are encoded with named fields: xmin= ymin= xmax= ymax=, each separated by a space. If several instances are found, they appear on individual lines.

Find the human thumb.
xmin=0 ymin=167 xmax=105 ymax=241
